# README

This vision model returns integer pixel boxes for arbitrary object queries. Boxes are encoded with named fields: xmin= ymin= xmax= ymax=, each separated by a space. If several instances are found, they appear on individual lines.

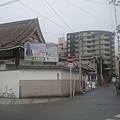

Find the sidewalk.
xmin=0 ymin=84 xmax=102 ymax=105
xmin=0 ymin=97 xmax=67 ymax=105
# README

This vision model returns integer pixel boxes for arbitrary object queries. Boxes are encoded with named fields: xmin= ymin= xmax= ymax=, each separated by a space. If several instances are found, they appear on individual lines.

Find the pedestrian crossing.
xmin=106 ymin=114 xmax=120 ymax=120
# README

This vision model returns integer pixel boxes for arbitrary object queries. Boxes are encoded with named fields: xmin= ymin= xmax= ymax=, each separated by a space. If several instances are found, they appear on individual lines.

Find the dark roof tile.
xmin=0 ymin=18 xmax=45 ymax=48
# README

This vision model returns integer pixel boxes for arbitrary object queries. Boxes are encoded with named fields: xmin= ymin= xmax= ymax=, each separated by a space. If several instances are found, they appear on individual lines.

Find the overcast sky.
xmin=0 ymin=0 xmax=120 ymax=48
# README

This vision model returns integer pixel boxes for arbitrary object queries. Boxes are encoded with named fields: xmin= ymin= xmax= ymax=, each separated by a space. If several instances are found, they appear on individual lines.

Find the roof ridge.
xmin=3 ymin=19 xmax=36 ymax=46
xmin=0 ymin=18 xmax=37 ymax=27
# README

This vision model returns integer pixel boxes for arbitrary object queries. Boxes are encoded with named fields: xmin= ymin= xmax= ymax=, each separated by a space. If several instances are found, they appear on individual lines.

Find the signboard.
xmin=24 ymin=42 xmax=58 ymax=62
xmin=68 ymin=63 xmax=73 ymax=66
xmin=67 ymin=56 xmax=74 ymax=63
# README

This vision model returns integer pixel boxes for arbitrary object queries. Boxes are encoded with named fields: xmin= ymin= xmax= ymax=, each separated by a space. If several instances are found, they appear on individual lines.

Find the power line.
xmin=42 ymin=32 xmax=66 ymax=35
xmin=0 ymin=0 xmax=20 ymax=7
xmin=83 ymin=0 xmax=110 ymax=4
xmin=65 ymin=0 xmax=114 ymax=28
xmin=0 ymin=0 xmax=71 ymax=32
xmin=45 ymin=0 xmax=74 ymax=32
xmin=17 ymin=1 xmax=71 ymax=32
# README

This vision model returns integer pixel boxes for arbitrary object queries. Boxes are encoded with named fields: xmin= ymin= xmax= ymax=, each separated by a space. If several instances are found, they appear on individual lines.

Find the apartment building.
xmin=58 ymin=37 xmax=67 ymax=57
xmin=67 ymin=30 xmax=115 ymax=73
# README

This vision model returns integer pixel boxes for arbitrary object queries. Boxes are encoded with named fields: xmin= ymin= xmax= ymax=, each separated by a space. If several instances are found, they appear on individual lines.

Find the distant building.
xmin=67 ymin=30 xmax=115 ymax=75
xmin=58 ymin=37 xmax=67 ymax=57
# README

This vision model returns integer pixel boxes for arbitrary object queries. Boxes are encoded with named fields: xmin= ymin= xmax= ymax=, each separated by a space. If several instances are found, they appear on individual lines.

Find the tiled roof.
xmin=0 ymin=18 xmax=45 ymax=48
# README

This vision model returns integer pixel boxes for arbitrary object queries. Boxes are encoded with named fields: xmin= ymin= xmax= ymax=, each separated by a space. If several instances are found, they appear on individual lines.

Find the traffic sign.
xmin=68 ymin=63 xmax=73 ymax=66
xmin=67 ymin=56 xmax=74 ymax=63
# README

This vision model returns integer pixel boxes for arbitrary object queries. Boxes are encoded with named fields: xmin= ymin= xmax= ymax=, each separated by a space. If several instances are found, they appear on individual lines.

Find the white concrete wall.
xmin=61 ymin=70 xmax=78 ymax=80
xmin=19 ymin=69 xmax=61 ymax=80
xmin=0 ymin=70 xmax=19 ymax=98
xmin=0 ymin=63 xmax=6 ymax=70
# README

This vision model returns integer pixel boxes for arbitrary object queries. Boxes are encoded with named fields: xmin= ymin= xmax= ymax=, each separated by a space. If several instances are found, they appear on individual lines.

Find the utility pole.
xmin=100 ymin=56 xmax=103 ymax=84
xmin=78 ymin=33 xmax=82 ymax=92
xmin=109 ymin=0 xmax=120 ymax=77
xmin=109 ymin=0 xmax=120 ymax=54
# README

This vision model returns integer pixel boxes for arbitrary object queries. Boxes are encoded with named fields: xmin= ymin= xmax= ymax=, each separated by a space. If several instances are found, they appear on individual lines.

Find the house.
xmin=0 ymin=18 xmax=96 ymax=98
xmin=0 ymin=18 xmax=45 ymax=70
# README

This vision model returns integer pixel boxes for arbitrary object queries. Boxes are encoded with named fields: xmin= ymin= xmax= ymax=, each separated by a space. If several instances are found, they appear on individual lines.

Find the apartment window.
xmin=68 ymin=44 xmax=70 ymax=47
xmin=68 ymin=49 xmax=70 ymax=52
xmin=67 ymin=35 xmax=70 ymax=38
xmin=104 ymin=34 xmax=109 ymax=37
xmin=68 ymin=53 xmax=70 ymax=56
xmin=75 ymin=39 xmax=78 ymax=42
xmin=87 ymin=51 xmax=91 ymax=53
xmin=68 ymin=40 xmax=70 ymax=43
xmin=105 ymin=39 xmax=108 ymax=41
xmin=59 ymin=43 xmax=63 ymax=46
xmin=87 ymin=41 xmax=91 ymax=43
xmin=75 ymin=34 xmax=78 ymax=38
xmin=105 ymin=49 xmax=109 ymax=52
xmin=87 ymin=36 xmax=91 ymax=39
xmin=87 ymin=46 xmax=91 ymax=48
xmin=87 ymin=31 xmax=91 ymax=34
xmin=105 ymin=44 xmax=109 ymax=46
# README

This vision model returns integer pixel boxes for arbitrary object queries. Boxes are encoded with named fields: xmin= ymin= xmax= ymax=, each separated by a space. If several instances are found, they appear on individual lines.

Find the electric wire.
xmin=0 ymin=0 xmax=20 ymax=7
xmin=17 ymin=1 xmax=71 ymax=32
xmin=0 ymin=0 xmax=68 ymax=36
xmin=42 ymin=32 xmax=66 ymax=35
xmin=83 ymin=0 xmax=110 ymax=4
xmin=65 ymin=0 xmax=114 ymax=28
xmin=45 ymin=0 xmax=74 ymax=32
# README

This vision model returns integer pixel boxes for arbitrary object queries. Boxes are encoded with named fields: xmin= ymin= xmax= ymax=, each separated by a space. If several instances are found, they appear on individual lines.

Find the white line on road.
xmin=114 ymin=114 xmax=120 ymax=118
xmin=106 ymin=119 xmax=115 ymax=120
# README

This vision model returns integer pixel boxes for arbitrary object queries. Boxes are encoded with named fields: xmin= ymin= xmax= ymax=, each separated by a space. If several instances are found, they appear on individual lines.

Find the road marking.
xmin=114 ymin=114 xmax=120 ymax=118
xmin=106 ymin=119 xmax=115 ymax=120
xmin=106 ymin=119 xmax=114 ymax=120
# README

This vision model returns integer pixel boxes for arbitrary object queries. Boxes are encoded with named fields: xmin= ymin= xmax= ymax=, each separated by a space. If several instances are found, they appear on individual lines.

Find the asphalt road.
xmin=0 ymin=83 xmax=120 ymax=120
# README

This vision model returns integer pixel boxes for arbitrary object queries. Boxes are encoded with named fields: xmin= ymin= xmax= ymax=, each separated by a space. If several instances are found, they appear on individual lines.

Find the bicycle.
xmin=2 ymin=89 xmax=16 ymax=99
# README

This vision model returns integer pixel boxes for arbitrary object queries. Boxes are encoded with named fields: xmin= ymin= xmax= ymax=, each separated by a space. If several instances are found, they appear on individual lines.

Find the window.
xmin=87 ymin=46 xmax=91 ymax=48
xmin=68 ymin=53 xmax=70 ymax=56
xmin=68 ymin=49 xmax=70 ymax=52
xmin=87 ymin=36 xmax=91 ymax=39
xmin=105 ymin=39 xmax=108 ymax=41
xmin=105 ymin=49 xmax=109 ymax=52
xmin=67 ymin=40 xmax=70 ymax=43
xmin=67 ymin=35 xmax=70 ymax=38
xmin=68 ymin=44 xmax=70 ymax=47
xmin=87 ymin=51 xmax=91 ymax=53
xmin=59 ymin=43 xmax=63 ymax=46
xmin=87 ymin=31 xmax=91 ymax=34
xmin=57 ymin=73 xmax=59 ymax=80
xmin=105 ymin=44 xmax=109 ymax=46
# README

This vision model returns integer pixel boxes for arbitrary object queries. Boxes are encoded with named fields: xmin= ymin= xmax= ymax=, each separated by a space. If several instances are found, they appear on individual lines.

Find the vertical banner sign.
xmin=24 ymin=42 xmax=58 ymax=62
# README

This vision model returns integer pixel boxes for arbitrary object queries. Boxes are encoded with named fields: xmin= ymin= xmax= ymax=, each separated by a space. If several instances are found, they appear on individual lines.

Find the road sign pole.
xmin=70 ymin=65 xmax=72 ymax=97
xmin=67 ymin=56 xmax=74 ymax=97
xmin=78 ymin=34 xmax=82 ymax=92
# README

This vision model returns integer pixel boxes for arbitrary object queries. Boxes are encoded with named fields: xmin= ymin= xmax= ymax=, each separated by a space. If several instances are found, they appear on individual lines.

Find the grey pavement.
xmin=1 ymin=83 xmax=120 ymax=120
xmin=0 ymin=85 xmax=103 ymax=105
xmin=0 ymin=97 xmax=68 ymax=105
